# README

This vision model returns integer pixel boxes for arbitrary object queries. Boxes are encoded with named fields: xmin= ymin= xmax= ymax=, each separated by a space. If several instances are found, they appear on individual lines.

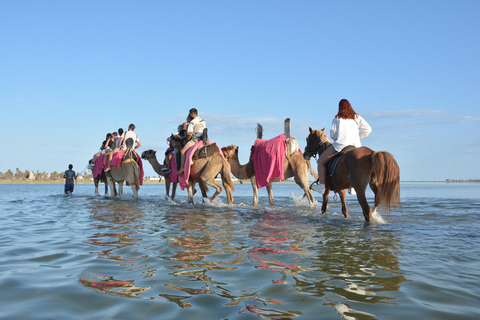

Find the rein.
xmin=306 ymin=137 xmax=331 ymax=159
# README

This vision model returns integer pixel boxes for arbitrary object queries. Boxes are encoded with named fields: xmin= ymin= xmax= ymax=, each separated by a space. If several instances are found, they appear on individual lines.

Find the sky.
xmin=1 ymin=0 xmax=479 ymax=181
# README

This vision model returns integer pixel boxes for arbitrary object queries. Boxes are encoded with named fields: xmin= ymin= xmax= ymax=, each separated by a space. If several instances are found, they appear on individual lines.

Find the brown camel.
xmin=105 ymin=139 xmax=141 ymax=200
xmin=170 ymin=135 xmax=234 ymax=205
xmin=105 ymin=157 xmax=141 ymax=200
xmin=222 ymin=145 xmax=316 ymax=206
xmin=304 ymin=128 xmax=400 ymax=221
xmin=141 ymin=149 xmax=178 ymax=199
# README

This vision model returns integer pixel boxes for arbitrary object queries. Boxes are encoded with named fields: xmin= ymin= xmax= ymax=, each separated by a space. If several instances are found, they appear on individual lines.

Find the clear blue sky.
xmin=1 ymin=0 xmax=479 ymax=181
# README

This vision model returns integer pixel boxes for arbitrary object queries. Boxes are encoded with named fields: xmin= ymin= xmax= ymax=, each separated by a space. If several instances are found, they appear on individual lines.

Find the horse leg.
xmin=369 ymin=182 xmax=380 ymax=217
xmin=338 ymin=189 xmax=348 ymax=218
xmin=104 ymin=181 xmax=109 ymax=195
xmin=251 ymin=176 xmax=259 ymax=206
xmin=355 ymin=188 xmax=371 ymax=221
xmin=321 ymin=188 xmax=330 ymax=214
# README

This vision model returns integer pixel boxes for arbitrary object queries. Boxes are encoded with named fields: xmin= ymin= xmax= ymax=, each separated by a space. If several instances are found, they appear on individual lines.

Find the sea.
xmin=1 ymin=182 xmax=479 ymax=320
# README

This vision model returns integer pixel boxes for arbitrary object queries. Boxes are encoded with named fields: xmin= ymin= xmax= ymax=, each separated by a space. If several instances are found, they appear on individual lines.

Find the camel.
xmin=222 ymin=144 xmax=316 ymax=206
xmin=170 ymin=134 xmax=234 ymax=205
xmin=105 ymin=139 xmax=141 ymax=200
xmin=89 ymin=158 xmax=108 ymax=195
xmin=141 ymin=149 xmax=178 ymax=199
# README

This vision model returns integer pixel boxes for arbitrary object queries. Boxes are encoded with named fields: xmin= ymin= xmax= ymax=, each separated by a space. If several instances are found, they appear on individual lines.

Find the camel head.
xmin=141 ymin=149 xmax=156 ymax=159
xmin=169 ymin=134 xmax=182 ymax=148
xmin=222 ymin=145 xmax=239 ymax=160
xmin=304 ymin=127 xmax=329 ymax=160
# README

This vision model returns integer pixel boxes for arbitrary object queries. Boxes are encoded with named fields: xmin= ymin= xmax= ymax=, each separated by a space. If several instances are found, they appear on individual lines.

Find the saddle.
xmin=192 ymin=143 xmax=219 ymax=160
xmin=122 ymin=138 xmax=138 ymax=163
xmin=327 ymin=145 xmax=356 ymax=177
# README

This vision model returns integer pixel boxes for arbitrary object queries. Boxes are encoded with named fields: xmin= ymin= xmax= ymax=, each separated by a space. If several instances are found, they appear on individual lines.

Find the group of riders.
xmin=90 ymin=100 xmax=372 ymax=197
xmin=91 ymin=108 xmax=206 ymax=177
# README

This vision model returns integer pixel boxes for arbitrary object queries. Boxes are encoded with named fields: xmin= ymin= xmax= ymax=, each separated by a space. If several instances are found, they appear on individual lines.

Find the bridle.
xmin=222 ymin=147 xmax=239 ymax=161
xmin=304 ymin=135 xmax=331 ymax=159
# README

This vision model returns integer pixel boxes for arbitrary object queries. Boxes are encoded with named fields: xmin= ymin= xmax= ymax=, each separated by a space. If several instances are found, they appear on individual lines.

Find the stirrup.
xmin=310 ymin=180 xmax=325 ymax=195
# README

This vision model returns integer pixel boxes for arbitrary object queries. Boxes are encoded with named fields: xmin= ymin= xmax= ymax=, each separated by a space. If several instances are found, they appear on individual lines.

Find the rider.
xmin=311 ymin=99 xmax=372 ymax=195
xmin=105 ymin=124 xmax=141 ymax=171
xmin=177 ymin=108 xmax=206 ymax=175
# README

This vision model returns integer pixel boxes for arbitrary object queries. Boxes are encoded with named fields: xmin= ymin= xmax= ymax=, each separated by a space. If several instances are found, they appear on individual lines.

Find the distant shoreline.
xmin=0 ymin=180 xmax=478 ymax=184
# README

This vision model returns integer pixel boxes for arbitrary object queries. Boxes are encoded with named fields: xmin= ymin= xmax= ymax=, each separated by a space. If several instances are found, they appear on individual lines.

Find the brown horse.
xmin=304 ymin=128 xmax=400 ymax=221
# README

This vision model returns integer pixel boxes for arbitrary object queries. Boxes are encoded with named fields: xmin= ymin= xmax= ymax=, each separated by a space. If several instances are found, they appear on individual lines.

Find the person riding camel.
xmin=105 ymin=124 xmax=141 ymax=172
xmin=177 ymin=108 xmax=206 ymax=175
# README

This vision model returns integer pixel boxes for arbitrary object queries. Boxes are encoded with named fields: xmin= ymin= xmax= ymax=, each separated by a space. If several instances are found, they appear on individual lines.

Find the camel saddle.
xmin=192 ymin=143 xmax=220 ymax=160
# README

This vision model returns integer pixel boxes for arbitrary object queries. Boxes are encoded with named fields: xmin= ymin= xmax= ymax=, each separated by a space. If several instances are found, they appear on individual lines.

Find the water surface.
xmin=1 ymin=182 xmax=479 ymax=319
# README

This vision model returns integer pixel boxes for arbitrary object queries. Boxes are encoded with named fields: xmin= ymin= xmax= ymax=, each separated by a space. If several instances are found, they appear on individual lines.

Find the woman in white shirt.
xmin=313 ymin=99 xmax=372 ymax=194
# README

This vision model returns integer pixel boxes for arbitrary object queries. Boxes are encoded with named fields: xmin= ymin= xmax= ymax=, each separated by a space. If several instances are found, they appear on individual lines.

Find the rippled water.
xmin=1 ymin=182 xmax=479 ymax=319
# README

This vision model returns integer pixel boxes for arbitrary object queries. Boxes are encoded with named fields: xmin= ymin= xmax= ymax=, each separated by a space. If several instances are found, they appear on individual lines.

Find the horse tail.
xmin=371 ymin=151 xmax=401 ymax=217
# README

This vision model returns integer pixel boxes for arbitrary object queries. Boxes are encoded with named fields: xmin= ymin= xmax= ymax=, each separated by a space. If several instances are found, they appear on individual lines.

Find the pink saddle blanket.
xmin=179 ymin=141 xmax=224 ymax=190
xmin=167 ymin=153 xmax=178 ymax=183
xmin=251 ymin=134 xmax=287 ymax=189
xmin=93 ymin=151 xmax=144 ymax=185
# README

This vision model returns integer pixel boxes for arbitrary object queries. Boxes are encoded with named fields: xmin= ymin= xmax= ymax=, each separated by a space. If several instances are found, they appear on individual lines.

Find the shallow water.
xmin=1 ymin=182 xmax=479 ymax=319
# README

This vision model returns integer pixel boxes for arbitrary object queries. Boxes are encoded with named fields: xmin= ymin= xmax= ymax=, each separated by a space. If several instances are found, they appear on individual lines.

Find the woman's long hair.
xmin=336 ymin=99 xmax=357 ymax=120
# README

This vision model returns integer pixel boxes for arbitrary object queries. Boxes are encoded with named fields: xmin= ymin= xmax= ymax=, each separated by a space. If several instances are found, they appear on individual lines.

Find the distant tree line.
xmin=446 ymin=179 xmax=480 ymax=183
xmin=0 ymin=168 xmax=93 ymax=181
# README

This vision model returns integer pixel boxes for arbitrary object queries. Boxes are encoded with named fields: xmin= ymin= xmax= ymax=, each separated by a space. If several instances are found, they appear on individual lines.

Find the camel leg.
xmin=267 ymin=182 xmax=275 ymax=205
xmin=131 ymin=185 xmax=138 ymax=201
xmin=106 ymin=174 xmax=116 ymax=198
xmin=338 ymin=189 xmax=348 ymax=218
xmin=172 ymin=182 xmax=177 ymax=200
xmin=294 ymin=169 xmax=316 ymax=207
xmin=204 ymin=178 xmax=223 ymax=203
xmin=355 ymin=188 xmax=371 ymax=222
xmin=94 ymin=177 xmax=99 ymax=194
xmin=251 ymin=177 xmax=259 ymax=206
xmin=104 ymin=181 xmax=108 ymax=195
xmin=321 ymin=188 xmax=330 ymax=214
xmin=165 ymin=178 xmax=171 ymax=198
xmin=224 ymin=183 xmax=233 ymax=205
xmin=118 ymin=182 xmax=124 ymax=198
xmin=187 ymin=182 xmax=196 ymax=204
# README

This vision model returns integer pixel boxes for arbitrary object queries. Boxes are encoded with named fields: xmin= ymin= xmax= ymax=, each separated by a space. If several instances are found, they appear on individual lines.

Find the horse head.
xmin=304 ymin=127 xmax=329 ymax=159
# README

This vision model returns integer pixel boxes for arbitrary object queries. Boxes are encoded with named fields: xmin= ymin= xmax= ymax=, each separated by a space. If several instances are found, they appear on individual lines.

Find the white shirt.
xmin=121 ymin=131 xmax=139 ymax=150
xmin=187 ymin=117 xmax=206 ymax=138
xmin=330 ymin=115 xmax=371 ymax=152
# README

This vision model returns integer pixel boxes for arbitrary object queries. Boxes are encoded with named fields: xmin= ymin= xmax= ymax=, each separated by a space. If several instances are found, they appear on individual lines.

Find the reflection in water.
xmin=80 ymin=272 xmax=151 ymax=297
xmin=80 ymin=200 xmax=152 ymax=298
xmin=79 ymin=197 xmax=407 ymax=319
